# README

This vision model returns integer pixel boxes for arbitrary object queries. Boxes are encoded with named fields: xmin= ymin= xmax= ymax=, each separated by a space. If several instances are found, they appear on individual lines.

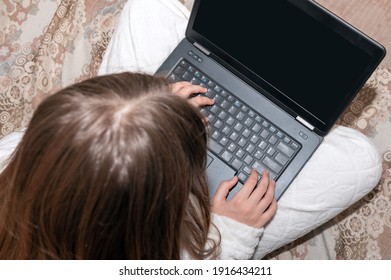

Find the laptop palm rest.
xmin=206 ymin=152 xmax=241 ymax=200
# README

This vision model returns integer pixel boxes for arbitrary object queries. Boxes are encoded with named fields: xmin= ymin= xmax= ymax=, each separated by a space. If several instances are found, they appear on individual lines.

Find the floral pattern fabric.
xmin=0 ymin=0 xmax=390 ymax=259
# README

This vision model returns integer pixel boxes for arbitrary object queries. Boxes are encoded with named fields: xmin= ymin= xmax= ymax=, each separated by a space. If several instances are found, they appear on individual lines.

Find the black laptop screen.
xmin=189 ymin=0 xmax=384 ymax=134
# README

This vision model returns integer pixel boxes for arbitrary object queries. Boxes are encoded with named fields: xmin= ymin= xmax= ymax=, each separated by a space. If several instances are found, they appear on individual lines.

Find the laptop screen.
xmin=187 ymin=0 xmax=385 ymax=134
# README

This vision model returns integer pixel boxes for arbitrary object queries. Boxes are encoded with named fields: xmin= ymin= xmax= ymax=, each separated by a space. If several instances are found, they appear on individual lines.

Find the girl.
xmin=0 ymin=72 xmax=276 ymax=259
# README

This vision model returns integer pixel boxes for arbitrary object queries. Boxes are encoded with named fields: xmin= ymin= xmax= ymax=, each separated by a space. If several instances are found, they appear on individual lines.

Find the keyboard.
xmin=168 ymin=59 xmax=301 ymax=183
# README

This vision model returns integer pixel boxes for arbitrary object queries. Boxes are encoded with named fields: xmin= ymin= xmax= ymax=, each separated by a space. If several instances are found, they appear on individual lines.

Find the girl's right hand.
xmin=211 ymin=170 xmax=277 ymax=228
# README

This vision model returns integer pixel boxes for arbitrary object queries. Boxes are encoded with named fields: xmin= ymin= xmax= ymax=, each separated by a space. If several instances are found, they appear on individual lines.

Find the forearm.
xmin=208 ymin=213 xmax=264 ymax=260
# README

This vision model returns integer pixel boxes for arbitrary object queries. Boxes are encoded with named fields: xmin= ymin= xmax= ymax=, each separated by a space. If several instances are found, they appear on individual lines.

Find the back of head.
xmin=0 ymin=73 xmax=213 ymax=259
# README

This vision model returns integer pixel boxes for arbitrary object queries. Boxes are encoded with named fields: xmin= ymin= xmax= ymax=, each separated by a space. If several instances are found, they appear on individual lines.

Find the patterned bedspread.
xmin=1 ymin=0 xmax=390 ymax=259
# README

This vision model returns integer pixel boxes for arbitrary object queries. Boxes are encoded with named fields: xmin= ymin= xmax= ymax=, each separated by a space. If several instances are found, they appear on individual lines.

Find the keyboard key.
xmin=219 ymin=136 xmax=229 ymax=146
xmin=214 ymin=85 xmax=223 ymax=93
xmin=206 ymin=89 xmax=215 ymax=98
xmin=190 ymin=77 xmax=201 ymax=85
xmin=234 ymin=123 xmax=243 ymax=132
xmin=228 ymin=143 xmax=237 ymax=152
xmin=260 ymin=130 xmax=270 ymax=139
xmin=236 ymin=111 xmax=245 ymax=121
xmin=220 ymin=100 xmax=230 ymax=109
xmin=291 ymin=142 xmax=299 ymax=150
xmin=211 ymin=131 xmax=220 ymax=140
xmin=258 ymin=140 xmax=267 ymax=150
xmin=235 ymin=148 xmax=245 ymax=159
xmin=241 ymin=105 xmax=249 ymax=112
xmin=244 ymin=155 xmax=254 ymax=165
xmin=194 ymin=71 xmax=202 ymax=79
xmin=242 ymin=128 xmax=251 ymax=138
xmin=226 ymin=116 xmax=235 ymax=126
xmin=187 ymin=65 xmax=195 ymax=73
xmin=228 ymin=106 xmax=238 ymax=115
xmin=218 ymin=111 xmax=228 ymax=120
xmin=276 ymin=131 xmax=284 ymax=138
xmin=266 ymin=146 xmax=276 ymax=157
xmin=262 ymin=156 xmax=282 ymax=174
xmin=174 ymin=66 xmax=186 ymax=75
xmin=252 ymin=123 xmax=262 ymax=133
xmin=268 ymin=135 xmax=278 ymax=145
xmin=238 ymin=172 xmax=247 ymax=182
xmin=254 ymin=150 xmax=263 ymax=160
xmin=213 ymin=120 xmax=223 ymax=129
xmin=252 ymin=162 xmax=269 ymax=176
xmin=207 ymin=80 xmax=215 ymax=88
xmin=277 ymin=141 xmax=295 ymax=157
xmin=209 ymin=139 xmax=223 ymax=154
xmin=275 ymin=152 xmax=289 ymax=166
xmin=180 ymin=60 xmax=190 ymax=68
xmin=201 ymin=75 xmax=209 ymax=84
xmin=250 ymin=135 xmax=259 ymax=144
xmin=245 ymin=143 xmax=255 ymax=154
xmin=182 ymin=71 xmax=192 ymax=81
xmin=221 ymin=151 xmax=233 ymax=162
xmin=221 ymin=126 xmax=231 ymax=135
xmin=210 ymin=105 xmax=219 ymax=114
xmin=283 ymin=136 xmax=291 ymax=144
xmin=243 ymin=166 xmax=252 ymax=175
xmin=229 ymin=132 xmax=239 ymax=141
xmin=231 ymin=158 xmax=243 ymax=170
xmin=244 ymin=117 xmax=253 ymax=127
xmin=168 ymin=73 xmax=181 ymax=83
xmin=238 ymin=138 xmax=247 ymax=147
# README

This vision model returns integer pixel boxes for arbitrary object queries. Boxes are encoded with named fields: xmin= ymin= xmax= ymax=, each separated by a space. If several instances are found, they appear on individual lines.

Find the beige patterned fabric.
xmin=0 ymin=0 xmax=390 ymax=259
xmin=0 ymin=0 xmax=128 ymax=136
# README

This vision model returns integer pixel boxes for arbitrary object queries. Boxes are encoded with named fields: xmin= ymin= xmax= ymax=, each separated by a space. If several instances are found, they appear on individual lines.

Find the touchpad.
xmin=206 ymin=152 xmax=240 ymax=199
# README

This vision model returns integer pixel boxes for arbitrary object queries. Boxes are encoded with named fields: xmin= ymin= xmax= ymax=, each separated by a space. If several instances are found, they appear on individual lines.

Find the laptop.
xmin=155 ymin=0 xmax=386 ymax=200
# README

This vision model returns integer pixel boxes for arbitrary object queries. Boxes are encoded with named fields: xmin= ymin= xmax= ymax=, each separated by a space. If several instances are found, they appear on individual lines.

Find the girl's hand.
xmin=170 ymin=81 xmax=214 ymax=108
xmin=211 ymin=170 xmax=277 ymax=228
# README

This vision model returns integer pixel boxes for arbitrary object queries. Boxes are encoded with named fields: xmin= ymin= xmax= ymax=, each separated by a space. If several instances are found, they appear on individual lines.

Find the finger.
xmin=248 ymin=170 xmax=270 ymax=202
xmin=258 ymin=179 xmax=276 ymax=212
xmin=170 ymin=81 xmax=192 ymax=93
xmin=212 ymin=176 xmax=238 ymax=204
xmin=233 ymin=169 xmax=258 ymax=199
xmin=175 ymin=84 xmax=207 ymax=99
xmin=260 ymin=199 xmax=278 ymax=225
xmin=254 ymin=198 xmax=277 ymax=228
xmin=189 ymin=95 xmax=215 ymax=107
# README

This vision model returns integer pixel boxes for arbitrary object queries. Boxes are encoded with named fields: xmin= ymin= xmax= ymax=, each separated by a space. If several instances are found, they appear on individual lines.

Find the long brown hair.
xmin=0 ymin=72 xmax=218 ymax=259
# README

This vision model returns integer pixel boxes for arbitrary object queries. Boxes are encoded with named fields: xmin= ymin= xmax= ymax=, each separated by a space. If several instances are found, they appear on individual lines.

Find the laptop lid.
xmin=186 ymin=0 xmax=386 ymax=136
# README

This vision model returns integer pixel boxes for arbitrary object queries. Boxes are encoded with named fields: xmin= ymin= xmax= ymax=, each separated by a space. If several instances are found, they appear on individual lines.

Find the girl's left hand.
xmin=170 ymin=81 xmax=214 ymax=108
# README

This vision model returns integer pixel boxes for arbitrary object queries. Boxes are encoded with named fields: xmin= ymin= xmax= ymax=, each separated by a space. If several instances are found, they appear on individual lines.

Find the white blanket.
xmin=99 ymin=0 xmax=190 ymax=76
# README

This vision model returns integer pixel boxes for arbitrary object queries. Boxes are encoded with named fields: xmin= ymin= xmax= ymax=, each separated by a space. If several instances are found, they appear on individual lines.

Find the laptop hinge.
xmin=194 ymin=42 xmax=210 ymax=56
xmin=296 ymin=116 xmax=315 ymax=131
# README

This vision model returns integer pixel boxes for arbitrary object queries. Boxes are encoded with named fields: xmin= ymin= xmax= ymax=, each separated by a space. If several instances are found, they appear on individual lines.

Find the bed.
xmin=1 ymin=0 xmax=390 ymax=259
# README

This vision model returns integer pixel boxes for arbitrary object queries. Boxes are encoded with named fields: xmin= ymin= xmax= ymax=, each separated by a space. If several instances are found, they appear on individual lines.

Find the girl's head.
xmin=0 ymin=72 xmax=217 ymax=259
